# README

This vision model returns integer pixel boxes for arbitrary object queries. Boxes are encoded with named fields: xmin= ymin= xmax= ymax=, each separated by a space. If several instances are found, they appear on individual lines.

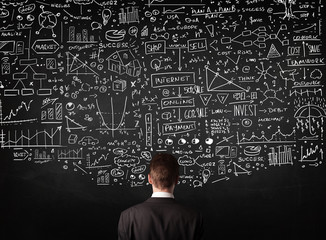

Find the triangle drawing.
xmin=65 ymin=116 xmax=87 ymax=132
xmin=267 ymin=44 xmax=281 ymax=58
xmin=233 ymin=162 xmax=251 ymax=177
xmin=205 ymin=66 xmax=247 ymax=92
xmin=216 ymin=93 xmax=229 ymax=104
xmin=66 ymin=52 xmax=99 ymax=75
xmin=200 ymin=94 xmax=212 ymax=106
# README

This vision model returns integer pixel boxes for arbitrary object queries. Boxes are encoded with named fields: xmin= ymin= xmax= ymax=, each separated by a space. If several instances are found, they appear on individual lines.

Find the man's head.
xmin=148 ymin=153 xmax=179 ymax=191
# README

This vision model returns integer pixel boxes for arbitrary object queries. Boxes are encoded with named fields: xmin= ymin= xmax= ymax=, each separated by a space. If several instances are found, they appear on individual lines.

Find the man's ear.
xmin=175 ymin=175 xmax=179 ymax=185
xmin=148 ymin=174 xmax=153 ymax=184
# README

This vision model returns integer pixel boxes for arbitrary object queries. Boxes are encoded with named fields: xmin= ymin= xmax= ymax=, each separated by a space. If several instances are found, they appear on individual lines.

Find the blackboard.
xmin=1 ymin=0 xmax=326 ymax=239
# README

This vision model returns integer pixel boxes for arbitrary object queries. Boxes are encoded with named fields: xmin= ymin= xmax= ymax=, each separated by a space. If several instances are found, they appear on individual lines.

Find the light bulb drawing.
xmin=102 ymin=9 xmax=112 ymax=26
xmin=202 ymin=169 xmax=211 ymax=184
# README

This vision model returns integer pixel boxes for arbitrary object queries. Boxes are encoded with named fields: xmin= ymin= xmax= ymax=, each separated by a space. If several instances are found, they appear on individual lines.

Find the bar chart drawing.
xmin=268 ymin=146 xmax=293 ymax=166
xmin=67 ymin=26 xmax=97 ymax=43
xmin=119 ymin=7 xmax=139 ymax=24
xmin=41 ymin=102 xmax=63 ymax=123
xmin=34 ymin=149 xmax=53 ymax=163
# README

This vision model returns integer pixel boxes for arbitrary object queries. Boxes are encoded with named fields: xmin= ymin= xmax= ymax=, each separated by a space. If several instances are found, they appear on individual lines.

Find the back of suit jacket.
xmin=118 ymin=197 xmax=204 ymax=240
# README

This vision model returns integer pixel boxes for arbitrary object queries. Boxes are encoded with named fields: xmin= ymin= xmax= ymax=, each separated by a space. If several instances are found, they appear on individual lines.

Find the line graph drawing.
xmin=294 ymin=23 xmax=317 ymax=33
xmin=237 ymin=127 xmax=296 ymax=145
xmin=299 ymin=145 xmax=324 ymax=166
xmin=58 ymin=148 xmax=83 ymax=160
xmin=163 ymin=6 xmax=185 ymax=14
xmin=0 ymin=100 xmax=37 ymax=125
xmin=95 ymin=97 xmax=135 ymax=136
xmin=3 ymin=100 xmax=33 ymax=121
xmin=0 ymin=126 xmax=62 ymax=148
xmin=86 ymin=153 xmax=111 ymax=168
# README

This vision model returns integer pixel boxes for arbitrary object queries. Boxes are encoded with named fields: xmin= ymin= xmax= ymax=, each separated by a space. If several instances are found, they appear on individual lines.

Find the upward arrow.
xmin=178 ymin=48 xmax=182 ymax=71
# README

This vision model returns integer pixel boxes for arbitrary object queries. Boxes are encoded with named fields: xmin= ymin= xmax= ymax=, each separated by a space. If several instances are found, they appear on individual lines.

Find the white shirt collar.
xmin=151 ymin=192 xmax=174 ymax=198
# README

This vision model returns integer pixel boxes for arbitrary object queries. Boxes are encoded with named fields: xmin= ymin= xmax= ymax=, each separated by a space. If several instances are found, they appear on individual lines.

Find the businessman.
xmin=118 ymin=152 xmax=204 ymax=240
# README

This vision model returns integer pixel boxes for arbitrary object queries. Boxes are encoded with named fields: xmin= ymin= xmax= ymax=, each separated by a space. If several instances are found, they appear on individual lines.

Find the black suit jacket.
xmin=118 ymin=197 xmax=204 ymax=240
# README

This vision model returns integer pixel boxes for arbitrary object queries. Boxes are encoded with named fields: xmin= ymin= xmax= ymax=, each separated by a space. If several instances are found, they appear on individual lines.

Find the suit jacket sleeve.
xmin=196 ymin=211 xmax=204 ymax=240
xmin=118 ymin=211 xmax=129 ymax=240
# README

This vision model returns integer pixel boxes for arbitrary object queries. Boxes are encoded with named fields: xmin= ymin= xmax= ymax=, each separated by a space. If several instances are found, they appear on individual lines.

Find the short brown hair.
xmin=149 ymin=153 xmax=179 ymax=189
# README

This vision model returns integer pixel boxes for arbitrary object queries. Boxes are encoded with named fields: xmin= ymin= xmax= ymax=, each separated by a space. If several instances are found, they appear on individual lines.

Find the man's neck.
xmin=152 ymin=185 xmax=174 ymax=194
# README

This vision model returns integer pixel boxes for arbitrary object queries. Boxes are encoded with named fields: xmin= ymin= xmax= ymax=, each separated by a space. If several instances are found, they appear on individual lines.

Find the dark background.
xmin=2 ymin=152 xmax=326 ymax=240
